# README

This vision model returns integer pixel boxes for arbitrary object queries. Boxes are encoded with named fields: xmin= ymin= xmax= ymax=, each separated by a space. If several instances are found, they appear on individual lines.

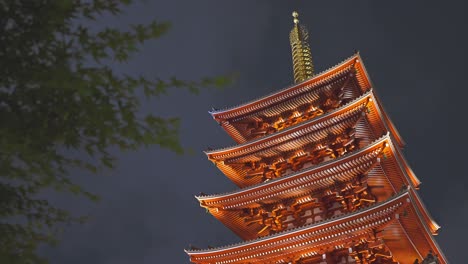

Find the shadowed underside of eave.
xmin=209 ymin=54 xmax=403 ymax=148
xmin=187 ymin=190 xmax=446 ymax=264
xmin=198 ymin=135 xmax=423 ymax=240
xmin=206 ymin=90 xmax=405 ymax=189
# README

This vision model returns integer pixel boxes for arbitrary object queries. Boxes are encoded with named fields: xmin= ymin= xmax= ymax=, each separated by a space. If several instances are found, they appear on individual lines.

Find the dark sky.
xmin=43 ymin=1 xmax=467 ymax=263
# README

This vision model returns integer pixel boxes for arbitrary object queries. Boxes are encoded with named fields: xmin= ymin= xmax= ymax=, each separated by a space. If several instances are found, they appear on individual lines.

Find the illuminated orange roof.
xmin=207 ymin=90 xmax=404 ymax=188
xmin=209 ymin=54 xmax=403 ymax=147
xmin=198 ymin=135 xmax=422 ymax=240
xmin=210 ymin=54 xmax=364 ymax=120
xmin=186 ymin=189 xmax=446 ymax=264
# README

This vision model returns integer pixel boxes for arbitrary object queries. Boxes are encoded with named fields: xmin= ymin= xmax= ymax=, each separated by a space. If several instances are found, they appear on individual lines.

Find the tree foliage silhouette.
xmin=0 ymin=1 xmax=229 ymax=263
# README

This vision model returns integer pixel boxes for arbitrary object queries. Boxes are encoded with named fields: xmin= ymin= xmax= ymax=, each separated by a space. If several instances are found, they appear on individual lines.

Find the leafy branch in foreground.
xmin=0 ymin=1 xmax=230 ymax=263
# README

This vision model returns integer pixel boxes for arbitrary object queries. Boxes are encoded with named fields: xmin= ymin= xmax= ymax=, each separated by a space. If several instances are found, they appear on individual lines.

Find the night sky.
xmin=42 ymin=1 xmax=467 ymax=263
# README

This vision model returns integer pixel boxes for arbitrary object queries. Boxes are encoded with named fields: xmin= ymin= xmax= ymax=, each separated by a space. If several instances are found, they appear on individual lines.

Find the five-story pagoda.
xmin=186 ymin=12 xmax=447 ymax=264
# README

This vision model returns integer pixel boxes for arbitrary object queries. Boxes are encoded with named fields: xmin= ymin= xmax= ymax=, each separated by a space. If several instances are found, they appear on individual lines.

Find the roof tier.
xmin=198 ymin=135 xmax=421 ymax=240
xmin=206 ymin=90 xmax=400 ymax=188
xmin=186 ymin=189 xmax=446 ymax=264
xmin=209 ymin=54 xmax=403 ymax=147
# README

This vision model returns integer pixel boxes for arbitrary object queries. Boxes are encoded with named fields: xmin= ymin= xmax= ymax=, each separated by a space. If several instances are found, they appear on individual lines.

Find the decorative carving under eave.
xmin=245 ymin=81 xmax=349 ymax=139
xmin=238 ymin=176 xmax=377 ymax=237
xmin=242 ymin=127 xmax=361 ymax=182
xmin=322 ymin=180 xmax=376 ymax=219
xmin=279 ymin=238 xmax=397 ymax=264
xmin=349 ymin=240 xmax=398 ymax=264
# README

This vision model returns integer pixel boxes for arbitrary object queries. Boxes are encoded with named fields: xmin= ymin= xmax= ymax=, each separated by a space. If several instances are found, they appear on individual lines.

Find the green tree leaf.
xmin=0 ymin=1 xmax=231 ymax=263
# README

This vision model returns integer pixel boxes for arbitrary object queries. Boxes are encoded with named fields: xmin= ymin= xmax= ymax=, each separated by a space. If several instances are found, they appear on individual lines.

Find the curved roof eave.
xmin=356 ymin=53 xmax=405 ymax=147
xmin=188 ymin=189 xmax=446 ymax=264
xmin=187 ymin=189 xmax=410 ymax=255
xmin=196 ymin=134 xmax=390 ymax=202
xmin=205 ymin=90 xmax=373 ymax=157
xmin=407 ymin=188 xmax=447 ymax=263
xmin=387 ymin=134 xmax=422 ymax=188
xmin=209 ymin=54 xmax=359 ymax=119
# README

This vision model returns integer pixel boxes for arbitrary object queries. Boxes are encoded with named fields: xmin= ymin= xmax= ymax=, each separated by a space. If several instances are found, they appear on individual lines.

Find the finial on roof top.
xmin=289 ymin=11 xmax=314 ymax=84
xmin=292 ymin=11 xmax=299 ymax=24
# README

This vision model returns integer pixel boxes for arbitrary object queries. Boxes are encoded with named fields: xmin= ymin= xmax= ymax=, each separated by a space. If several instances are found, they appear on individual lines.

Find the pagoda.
xmin=186 ymin=12 xmax=447 ymax=264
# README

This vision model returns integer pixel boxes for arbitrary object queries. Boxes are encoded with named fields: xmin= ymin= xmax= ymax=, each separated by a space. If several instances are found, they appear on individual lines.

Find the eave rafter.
xmin=188 ymin=191 xmax=407 ymax=263
xmin=196 ymin=135 xmax=423 ymax=240
xmin=187 ymin=189 xmax=446 ymax=264
xmin=206 ymin=89 xmax=406 ymax=188
xmin=198 ymin=135 xmax=389 ymax=209
xmin=206 ymin=91 xmax=373 ymax=161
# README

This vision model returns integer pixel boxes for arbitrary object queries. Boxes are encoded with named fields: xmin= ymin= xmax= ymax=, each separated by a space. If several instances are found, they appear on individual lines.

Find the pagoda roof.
xmin=206 ymin=91 xmax=371 ymax=159
xmin=209 ymin=53 xmax=404 ymax=147
xmin=206 ymin=90 xmax=404 ymax=188
xmin=198 ymin=134 xmax=418 ymax=206
xmin=197 ymin=135 xmax=422 ymax=240
xmin=209 ymin=54 xmax=366 ymax=119
xmin=186 ymin=189 xmax=446 ymax=264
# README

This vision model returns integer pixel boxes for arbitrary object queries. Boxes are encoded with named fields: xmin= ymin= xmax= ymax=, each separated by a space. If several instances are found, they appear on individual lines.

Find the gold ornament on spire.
xmin=290 ymin=11 xmax=314 ymax=83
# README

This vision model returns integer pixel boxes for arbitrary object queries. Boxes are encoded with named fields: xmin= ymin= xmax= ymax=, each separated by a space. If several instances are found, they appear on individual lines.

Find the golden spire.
xmin=289 ymin=11 xmax=314 ymax=83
